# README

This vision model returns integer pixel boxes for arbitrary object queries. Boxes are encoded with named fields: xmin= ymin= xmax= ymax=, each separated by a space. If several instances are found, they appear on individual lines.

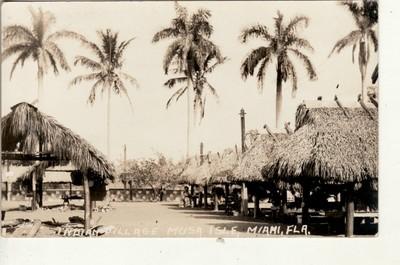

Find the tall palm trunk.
xmin=37 ymin=65 xmax=44 ymax=109
xmin=359 ymin=38 xmax=368 ymax=103
xmin=183 ymin=35 xmax=193 ymax=159
xmin=107 ymin=86 xmax=111 ymax=158
xmin=32 ymin=62 xmax=44 ymax=211
xmin=276 ymin=64 xmax=283 ymax=129
xmin=186 ymin=79 xmax=191 ymax=159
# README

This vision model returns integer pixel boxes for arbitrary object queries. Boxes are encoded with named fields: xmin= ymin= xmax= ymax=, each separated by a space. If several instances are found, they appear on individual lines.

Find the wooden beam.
xmin=284 ymin=122 xmax=294 ymax=135
xmin=1 ymin=152 xmax=59 ymax=161
xmin=27 ymin=220 xmax=41 ymax=237
xmin=334 ymin=95 xmax=349 ymax=118
xmin=358 ymin=94 xmax=375 ymax=120
xmin=263 ymin=124 xmax=278 ymax=142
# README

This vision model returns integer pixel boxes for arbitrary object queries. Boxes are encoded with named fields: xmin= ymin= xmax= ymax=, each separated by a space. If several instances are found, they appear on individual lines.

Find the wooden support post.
xmin=31 ymin=172 xmax=37 ymax=211
xmin=254 ymin=194 xmax=260 ymax=219
xmin=214 ymin=192 xmax=219 ymax=211
xmin=83 ymin=174 xmax=91 ymax=233
xmin=281 ymin=189 xmax=288 ymax=215
xmin=129 ymin=181 xmax=133 ymax=201
xmin=302 ymin=182 xmax=310 ymax=225
xmin=203 ymin=184 xmax=208 ymax=208
xmin=345 ymin=185 xmax=355 ymax=237
xmin=6 ymin=163 xmax=11 ymax=201
xmin=69 ymin=182 xmax=72 ymax=197
xmin=6 ymin=181 xmax=12 ymax=201
xmin=38 ymin=179 xmax=43 ymax=208
xmin=240 ymin=182 xmax=248 ymax=216
xmin=225 ymin=183 xmax=229 ymax=213
xmin=190 ymin=185 xmax=195 ymax=208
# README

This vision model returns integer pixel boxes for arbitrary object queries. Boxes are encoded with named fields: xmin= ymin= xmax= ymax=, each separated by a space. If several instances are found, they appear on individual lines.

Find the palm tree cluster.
xmin=2 ymin=1 xmax=378 ymax=160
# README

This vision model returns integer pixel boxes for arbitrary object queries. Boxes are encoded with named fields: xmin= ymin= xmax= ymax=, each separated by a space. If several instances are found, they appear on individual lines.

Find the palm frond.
xmin=329 ymin=30 xmax=362 ymax=56
xmin=240 ymin=24 xmax=271 ymax=43
xmin=288 ymin=48 xmax=317 ymax=80
xmin=289 ymin=37 xmax=314 ymax=52
xmin=352 ymin=43 xmax=357 ymax=63
xmin=115 ymin=37 xmax=135 ymax=66
xmin=166 ymin=86 xmax=188 ymax=108
xmin=163 ymin=76 xmax=187 ymax=88
xmin=119 ymin=71 xmax=139 ymax=88
xmin=69 ymin=73 xmax=101 ymax=87
xmin=284 ymin=16 xmax=309 ymax=35
xmin=44 ymin=41 xmax=70 ymax=71
xmin=114 ymin=78 xmax=134 ymax=113
xmin=1 ymin=43 xmax=32 ymax=62
xmin=368 ymin=29 xmax=378 ymax=52
xmin=87 ymin=79 xmax=105 ymax=104
xmin=256 ymin=57 xmax=272 ymax=91
xmin=45 ymin=49 xmax=59 ymax=75
xmin=2 ymin=25 xmax=36 ymax=47
xmin=49 ymin=30 xmax=105 ymax=62
xmin=240 ymin=47 xmax=272 ymax=79
xmin=8 ymin=49 xmax=32 ymax=79
xmin=74 ymin=56 xmax=102 ymax=71
xmin=152 ymin=27 xmax=180 ymax=42
xmin=190 ymin=8 xmax=213 ymax=38
xmin=163 ymin=39 xmax=184 ymax=74
xmin=274 ymin=11 xmax=284 ymax=38
xmin=285 ymin=58 xmax=298 ymax=98
xmin=205 ymin=82 xmax=219 ymax=100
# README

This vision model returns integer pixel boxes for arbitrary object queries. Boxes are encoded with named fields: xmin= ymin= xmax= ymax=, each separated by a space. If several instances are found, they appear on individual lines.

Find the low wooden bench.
xmin=354 ymin=211 xmax=379 ymax=218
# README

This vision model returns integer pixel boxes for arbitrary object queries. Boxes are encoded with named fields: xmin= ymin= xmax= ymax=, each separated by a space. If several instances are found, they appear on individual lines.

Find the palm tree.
xmin=2 ymin=7 xmax=77 ymax=108
xmin=329 ymin=0 xmax=378 ymax=102
xmin=152 ymin=2 xmax=223 ymax=158
xmin=164 ymin=56 xmax=226 ymax=121
xmin=69 ymin=29 xmax=138 ymax=158
xmin=240 ymin=11 xmax=317 ymax=129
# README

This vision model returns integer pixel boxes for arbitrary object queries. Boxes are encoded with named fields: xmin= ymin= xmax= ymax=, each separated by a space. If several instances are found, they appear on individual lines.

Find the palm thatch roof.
xmin=209 ymin=148 xmax=239 ymax=183
xmin=262 ymin=101 xmax=378 ymax=184
xmin=179 ymin=156 xmax=200 ymax=185
xmin=1 ymin=102 xmax=115 ymax=181
xmin=233 ymin=131 xmax=288 ymax=182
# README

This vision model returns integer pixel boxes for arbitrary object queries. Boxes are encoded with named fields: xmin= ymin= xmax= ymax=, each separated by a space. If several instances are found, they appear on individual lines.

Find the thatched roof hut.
xmin=179 ymin=156 xmax=200 ymax=185
xmin=262 ymin=101 xmax=378 ymax=184
xmin=1 ymin=102 xmax=115 ymax=181
xmin=233 ymin=131 xmax=287 ymax=182
xmin=209 ymin=149 xmax=239 ymax=184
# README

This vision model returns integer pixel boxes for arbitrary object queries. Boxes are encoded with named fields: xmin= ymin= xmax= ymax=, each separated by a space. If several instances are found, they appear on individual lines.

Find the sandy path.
xmin=1 ymin=200 xmax=310 ymax=237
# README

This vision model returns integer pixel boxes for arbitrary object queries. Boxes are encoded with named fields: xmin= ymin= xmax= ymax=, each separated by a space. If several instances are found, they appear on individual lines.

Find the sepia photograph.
xmin=1 ymin=0 xmax=378 ymax=238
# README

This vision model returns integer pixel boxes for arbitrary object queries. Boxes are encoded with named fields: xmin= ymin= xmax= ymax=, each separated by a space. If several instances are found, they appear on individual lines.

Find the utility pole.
xmin=239 ymin=108 xmax=248 ymax=216
xmin=240 ymin=108 xmax=246 ymax=154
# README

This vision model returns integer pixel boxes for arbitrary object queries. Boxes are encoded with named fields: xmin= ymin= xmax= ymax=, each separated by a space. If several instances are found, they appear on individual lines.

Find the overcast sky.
xmin=1 ymin=1 xmax=378 ymax=162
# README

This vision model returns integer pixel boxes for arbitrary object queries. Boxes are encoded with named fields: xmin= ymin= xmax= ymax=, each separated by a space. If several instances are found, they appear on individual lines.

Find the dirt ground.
xmin=2 ymin=200 xmax=323 ymax=237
